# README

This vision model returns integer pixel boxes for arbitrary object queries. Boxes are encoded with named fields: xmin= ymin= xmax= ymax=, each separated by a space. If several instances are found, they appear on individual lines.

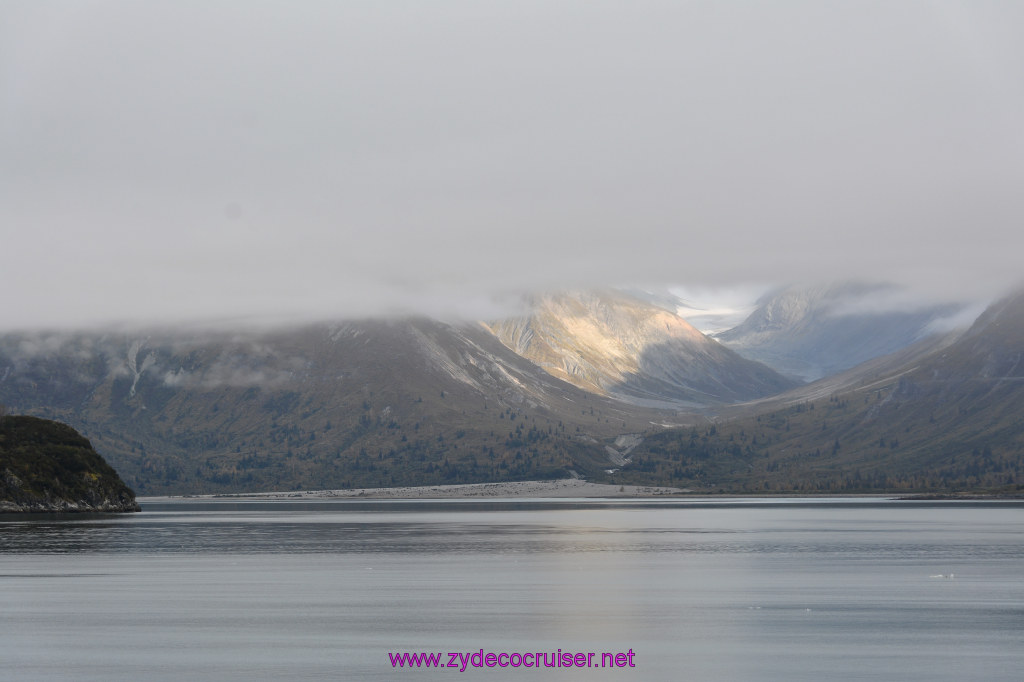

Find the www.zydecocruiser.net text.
xmin=389 ymin=649 xmax=637 ymax=671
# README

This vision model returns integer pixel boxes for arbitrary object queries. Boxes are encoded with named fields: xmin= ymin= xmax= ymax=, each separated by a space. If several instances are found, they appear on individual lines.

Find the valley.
xmin=1 ymin=285 xmax=1021 ymax=496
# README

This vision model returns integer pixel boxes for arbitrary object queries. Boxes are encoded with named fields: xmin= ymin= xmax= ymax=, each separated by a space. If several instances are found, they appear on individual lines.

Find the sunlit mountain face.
xmin=485 ymin=289 xmax=796 ymax=408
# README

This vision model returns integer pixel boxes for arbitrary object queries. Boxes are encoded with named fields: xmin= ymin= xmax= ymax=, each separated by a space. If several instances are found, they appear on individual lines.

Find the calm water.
xmin=2 ymin=497 xmax=1023 ymax=681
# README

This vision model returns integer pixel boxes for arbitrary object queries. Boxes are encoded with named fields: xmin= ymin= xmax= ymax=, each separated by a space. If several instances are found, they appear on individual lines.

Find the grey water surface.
xmin=2 ymin=497 xmax=1023 ymax=681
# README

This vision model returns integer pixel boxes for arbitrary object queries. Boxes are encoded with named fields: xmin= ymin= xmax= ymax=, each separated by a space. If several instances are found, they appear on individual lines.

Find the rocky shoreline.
xmin=149 ymin=479 xmax=686 ymax=502
xmin=0 ymin=496 xmax=141 ymax=513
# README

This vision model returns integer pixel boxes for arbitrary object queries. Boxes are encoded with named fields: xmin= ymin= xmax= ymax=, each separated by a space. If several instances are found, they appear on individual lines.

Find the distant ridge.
xmin=716 ymin=282 xmax=962 ymax=381
xmin=624 ymin=289 xmax=1024 ymax=493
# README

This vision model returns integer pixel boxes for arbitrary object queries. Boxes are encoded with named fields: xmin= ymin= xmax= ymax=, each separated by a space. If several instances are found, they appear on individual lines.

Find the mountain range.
xmin=625 ymin=288 xmax=1024 ymax=493
xmin=0 ymin=311 xmax=677 ymax=494
xmin=1 ymin=284 xmax=1020 ymax=495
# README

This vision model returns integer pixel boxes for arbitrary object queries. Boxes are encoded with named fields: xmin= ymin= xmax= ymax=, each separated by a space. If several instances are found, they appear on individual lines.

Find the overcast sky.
xmin=3 ymin=1 xmax=1023 ymax=329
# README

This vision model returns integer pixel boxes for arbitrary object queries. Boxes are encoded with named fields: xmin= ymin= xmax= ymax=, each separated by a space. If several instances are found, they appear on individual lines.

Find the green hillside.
xmin=0 ymin=415 xmax=140 ymax=512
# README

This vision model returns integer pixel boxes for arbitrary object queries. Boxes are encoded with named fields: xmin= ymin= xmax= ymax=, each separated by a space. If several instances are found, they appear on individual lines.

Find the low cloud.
xmin=820 ymin=284 xmax=969 ymax=319
xmin=162 ymin=367 xmax=295 ymax=391
xmin=161 ymin=353 xmax=305 ymax=391
xmin=3 ymin=2 xmax=1024 ymax=330
xmin=923 ymin=302 xmax=993 ymax=335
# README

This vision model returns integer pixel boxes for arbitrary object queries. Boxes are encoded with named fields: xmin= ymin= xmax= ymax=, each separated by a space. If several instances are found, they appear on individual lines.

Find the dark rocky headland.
xmin=1 ymin=415 xmax=140 ymax=512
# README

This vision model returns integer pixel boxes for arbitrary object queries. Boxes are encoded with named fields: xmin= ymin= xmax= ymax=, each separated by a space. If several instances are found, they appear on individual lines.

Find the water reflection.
xmin=2 ymin=499 xmax=1023 ymax=558
xmin=3 ymin=499 xmax=1024 ymax=681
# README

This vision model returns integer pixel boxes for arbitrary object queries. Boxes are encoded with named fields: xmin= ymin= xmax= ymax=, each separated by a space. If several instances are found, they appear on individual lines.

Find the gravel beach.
xmin=147 ymin=479 xmax=685 ymax=501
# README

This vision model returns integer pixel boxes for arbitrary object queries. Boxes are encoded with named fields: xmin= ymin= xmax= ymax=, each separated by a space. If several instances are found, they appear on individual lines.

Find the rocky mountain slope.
xmin=0 ymin=318 xmax=683 ymax=495
xmin=484 ymin=290 xmax=797 ymax=408
xmin=715 ymin=282 xmax=962 ymax=382
xmin=1 ymin=415 xmax=139 ymax=512
xmin=622 ymin=289 xmax=1024 ymax=493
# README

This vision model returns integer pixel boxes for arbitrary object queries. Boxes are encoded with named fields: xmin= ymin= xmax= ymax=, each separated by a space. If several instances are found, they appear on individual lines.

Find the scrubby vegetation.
xmin=0 ymin=415 xmax=139 ymax=512
xmin=616 ymin=382 xmax=1024 ymax=494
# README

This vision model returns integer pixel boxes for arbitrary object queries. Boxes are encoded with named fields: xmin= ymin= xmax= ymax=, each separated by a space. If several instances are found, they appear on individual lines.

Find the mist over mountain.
xmin=1 ymin=285 xmax=1021 ymax=496
xmin=6 ymin=4 xmax=1024 ymax=332
xmin=0 ymin=290 xmax=797 ymax=495
xmin=4 ymin=0 xmax=1023 ymax=498
xmin=714 ymin=282 xmax=966 ymax=382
